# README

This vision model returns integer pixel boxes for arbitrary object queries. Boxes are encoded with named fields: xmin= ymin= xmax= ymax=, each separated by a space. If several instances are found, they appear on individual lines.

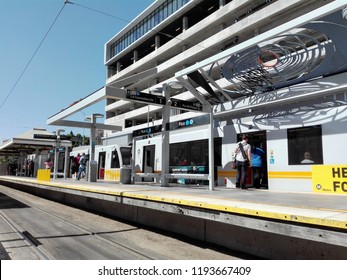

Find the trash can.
xmin=89 ymin=160 xmax=98 ymax=182
xmin=120 ymin=166 xmax=132 ymax=184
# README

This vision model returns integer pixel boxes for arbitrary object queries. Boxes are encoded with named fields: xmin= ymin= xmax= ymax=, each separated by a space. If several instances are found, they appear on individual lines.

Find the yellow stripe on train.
xmin=268 ymin=171 xmax=312 ymax=179
xmin=104 ymin=169 xmax=121 ymax=181
xmin=219 ymin=170 xmax=312 ymax=179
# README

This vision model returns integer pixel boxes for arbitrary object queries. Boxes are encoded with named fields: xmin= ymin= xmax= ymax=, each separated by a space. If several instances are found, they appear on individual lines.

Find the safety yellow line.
xmin=121 ymin=192 xmax=347 ymax=230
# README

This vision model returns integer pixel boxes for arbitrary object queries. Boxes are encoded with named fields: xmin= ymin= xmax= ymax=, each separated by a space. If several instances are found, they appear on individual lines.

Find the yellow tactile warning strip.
xmin=1 ymin=176 xmax=347 ymax=230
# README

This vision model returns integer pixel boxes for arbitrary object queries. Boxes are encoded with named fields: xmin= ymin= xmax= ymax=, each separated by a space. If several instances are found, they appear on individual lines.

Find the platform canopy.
xmin=175 ymin=1 xmax=347 ymax=116
xmin=0 ymin=128 xmax=72 ymax=157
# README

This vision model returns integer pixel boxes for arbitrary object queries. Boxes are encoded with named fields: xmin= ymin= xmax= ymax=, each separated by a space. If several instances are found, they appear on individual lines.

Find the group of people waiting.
xmin=234 ymin=134 xmax=314 ymax=189
xmin=71 ymin=153 xmax=87 ymax=180
xmin=233 ymin=134 xmax=265 ymax=190
xmin=7 ymin=159 xmax=35 ymax=177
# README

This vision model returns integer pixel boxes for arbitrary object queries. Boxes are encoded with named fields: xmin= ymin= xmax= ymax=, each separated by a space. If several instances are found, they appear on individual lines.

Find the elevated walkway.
xmin=1 ymin=175 xmax=346 ymax=259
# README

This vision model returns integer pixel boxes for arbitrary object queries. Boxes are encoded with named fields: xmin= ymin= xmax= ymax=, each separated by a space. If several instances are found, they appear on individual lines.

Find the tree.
xmin=65 ymin=131 xmax=89 ymax=147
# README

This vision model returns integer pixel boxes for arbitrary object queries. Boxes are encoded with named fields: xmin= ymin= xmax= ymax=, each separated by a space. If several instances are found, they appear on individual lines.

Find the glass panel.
xmin=111 ymin=149 xmax=120 ymax=168
xmin=170 ymin=142 xmax=188 ymax=165
xmin=108 ymin=0 xmax=191 ymax=58
xmin=120 ymin=147 xmax=132 ymax=166
xmin=287 ymin=125 xmax=323 ymax=165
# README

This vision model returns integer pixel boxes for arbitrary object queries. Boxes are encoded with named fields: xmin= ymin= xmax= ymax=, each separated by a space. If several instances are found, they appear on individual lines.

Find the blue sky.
xmin=0 ymin=0 xmax=154 ymax=142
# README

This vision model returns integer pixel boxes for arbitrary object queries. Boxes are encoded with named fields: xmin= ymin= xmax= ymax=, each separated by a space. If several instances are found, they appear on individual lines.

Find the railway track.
xmin=0 ymin=186 xmax=158 ymax=260
xmin=0 ymin=184 xmax=241 ymax=260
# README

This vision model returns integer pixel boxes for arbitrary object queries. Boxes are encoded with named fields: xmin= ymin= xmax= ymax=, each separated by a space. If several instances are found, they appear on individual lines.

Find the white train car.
xmin=70 ymin=144 xmax=132 ymax=182
xmin=95 ymin=144 xmax=132 ymax=181
xmin=221 ymin=73 xmax=347 ymax=195
xmin=132 ymin=120 xmax=346 ymax=194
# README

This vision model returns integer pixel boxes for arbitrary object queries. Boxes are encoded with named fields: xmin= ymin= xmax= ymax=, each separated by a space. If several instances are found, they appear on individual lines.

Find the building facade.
xmin=103 ymin=0 xmax=336 ymax=130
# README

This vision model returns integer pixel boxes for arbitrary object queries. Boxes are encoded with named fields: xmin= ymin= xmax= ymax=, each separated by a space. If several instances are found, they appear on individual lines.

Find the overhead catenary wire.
xmin=0 ymin=3 xmax=68 ymax=111
xmin=0 ymin=0 xmax=139 ymax=113
xmin=0 ymin=1 xmax=216 ymax=112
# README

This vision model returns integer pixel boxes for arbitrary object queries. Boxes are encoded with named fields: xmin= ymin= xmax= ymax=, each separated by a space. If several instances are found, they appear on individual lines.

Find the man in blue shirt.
xmin=77 ymin=153 xmax=87 ymax=180
xmin=251 ymin=145 xmax=265 ymax=189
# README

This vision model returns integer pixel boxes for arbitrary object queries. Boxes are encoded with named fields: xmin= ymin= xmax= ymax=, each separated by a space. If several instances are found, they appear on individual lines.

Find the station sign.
xmin=133 ymin=115 xmax=209 ymax=136
xmin=169 ymin=115 xmax=210 ymax=131
xmin=169 ymin=98 xmax=203 ymax=111
xmin=132 ymin=125 xmax=162 ymax=137
xmin=49 ymin=147 xmax=66 ymax=153
xmin=34 ymin=134 xmax=57 ymax=140
xmin=126 ymin=90 xmax=165 ymax=105
xmin=312 ymin=165 xmax=347 ymax=195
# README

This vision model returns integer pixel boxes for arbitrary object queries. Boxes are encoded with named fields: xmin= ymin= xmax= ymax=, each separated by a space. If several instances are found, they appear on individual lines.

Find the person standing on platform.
xmin=301 ymin=152 xmax=314 ymax=164
xmin=251 ymin=144 xmax=265 ymax=189
xmin=234 ymin=134 xmax=251 ymax=189
xmin=76 ymin=153 xmax=81 ymax=166
xmin=44 ymin=158 xmax=53 ymax=171
xmin=76 ymin=153 xmax=87 ymax=180
xmin=71 ymin=156 xmax=79 ymax=178
xmin=28 ymin=159 xmax=35 ymax=177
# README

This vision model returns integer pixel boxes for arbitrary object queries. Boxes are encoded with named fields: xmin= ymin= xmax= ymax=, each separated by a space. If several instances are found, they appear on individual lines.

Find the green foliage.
xmin=64 ymin=131 xmax=89 ymax=147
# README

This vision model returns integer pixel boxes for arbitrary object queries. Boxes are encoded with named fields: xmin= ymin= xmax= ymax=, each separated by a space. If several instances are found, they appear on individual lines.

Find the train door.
xmin=238 ymin=131 xmax=268 ymax=188
xmin=143 ymin=145 xmax=155 ymax=182
xmin=249 ymin=131 xmax=268 ymax=188
xmin=98 ymin=151 xmax=106 ymax=179
xmin=251 ymin=131 xmax=268 ymax=188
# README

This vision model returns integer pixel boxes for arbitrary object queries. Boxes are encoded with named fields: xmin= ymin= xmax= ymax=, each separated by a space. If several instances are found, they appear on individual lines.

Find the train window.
xmin=169 ymin=138 xmax=222 ymax=166
xmin=120 ymin=147 xmax=132 ymax=166
xmin=214 ymin=137 xmax=222 ymax=166
xmin=170 ymin=142 xmax=188 ymax=165
xmin=287 ymin=125 xmax=323 ymax=165
xmin=111 ymin=149 xmax=120 ymax=168
xmin=190 ymin=140 xmax=208 ymax=166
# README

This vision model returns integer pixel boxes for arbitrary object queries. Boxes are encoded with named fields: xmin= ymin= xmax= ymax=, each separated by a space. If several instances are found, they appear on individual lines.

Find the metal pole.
xmin=161 ymin=84 xmax=170 ymax=187
xmin=87 ymin=113 xmax=103 ymax=182
xmin=63 ymin=146 xmax=69 ymax=179
xmin=53 ymin=145 xmax=58 ymax=179
xmin=208 ymin=107 xmax=215 ymax=190
xmin=131 ymin=137 xmax=135 ymax=184
xmin=53 ymin=129 xmax=64 ymax=179
xmin=34 ymin=148 xmax=39 ymax=178
xmin=88 ymin=114 xmax=96 ymax=182
xmin=19 ymin=151 xmax=24 ymax=176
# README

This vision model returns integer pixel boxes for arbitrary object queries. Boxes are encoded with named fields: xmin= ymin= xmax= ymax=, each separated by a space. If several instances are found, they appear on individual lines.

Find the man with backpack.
xmin=234 ymin=134 xmax=252 ymax=189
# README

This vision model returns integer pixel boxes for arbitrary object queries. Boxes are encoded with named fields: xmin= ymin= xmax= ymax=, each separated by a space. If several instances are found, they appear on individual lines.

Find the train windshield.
xmin=120 ymin=147 xmax=132 ymax=166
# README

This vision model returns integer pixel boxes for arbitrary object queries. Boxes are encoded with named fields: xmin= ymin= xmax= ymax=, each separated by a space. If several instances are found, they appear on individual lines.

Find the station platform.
xmin=1 ymin=175 xmax=347 ymax=259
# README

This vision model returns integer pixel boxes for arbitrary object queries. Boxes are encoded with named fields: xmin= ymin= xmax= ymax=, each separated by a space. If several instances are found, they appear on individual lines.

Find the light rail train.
xmin=70 ymin=144 xmax=132 ymax=181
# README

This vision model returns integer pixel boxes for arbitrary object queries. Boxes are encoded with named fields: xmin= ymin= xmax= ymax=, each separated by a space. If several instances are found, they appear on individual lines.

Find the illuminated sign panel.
xmin=132 ymin=125 xmax=162 ymax=137
xmin=170 ymin=98 xmax=203 ymax=111
xmin=312 ymin=165 xmax=347 ymax=195
xmin=169 ymin=115 xmax=209 ymax=131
